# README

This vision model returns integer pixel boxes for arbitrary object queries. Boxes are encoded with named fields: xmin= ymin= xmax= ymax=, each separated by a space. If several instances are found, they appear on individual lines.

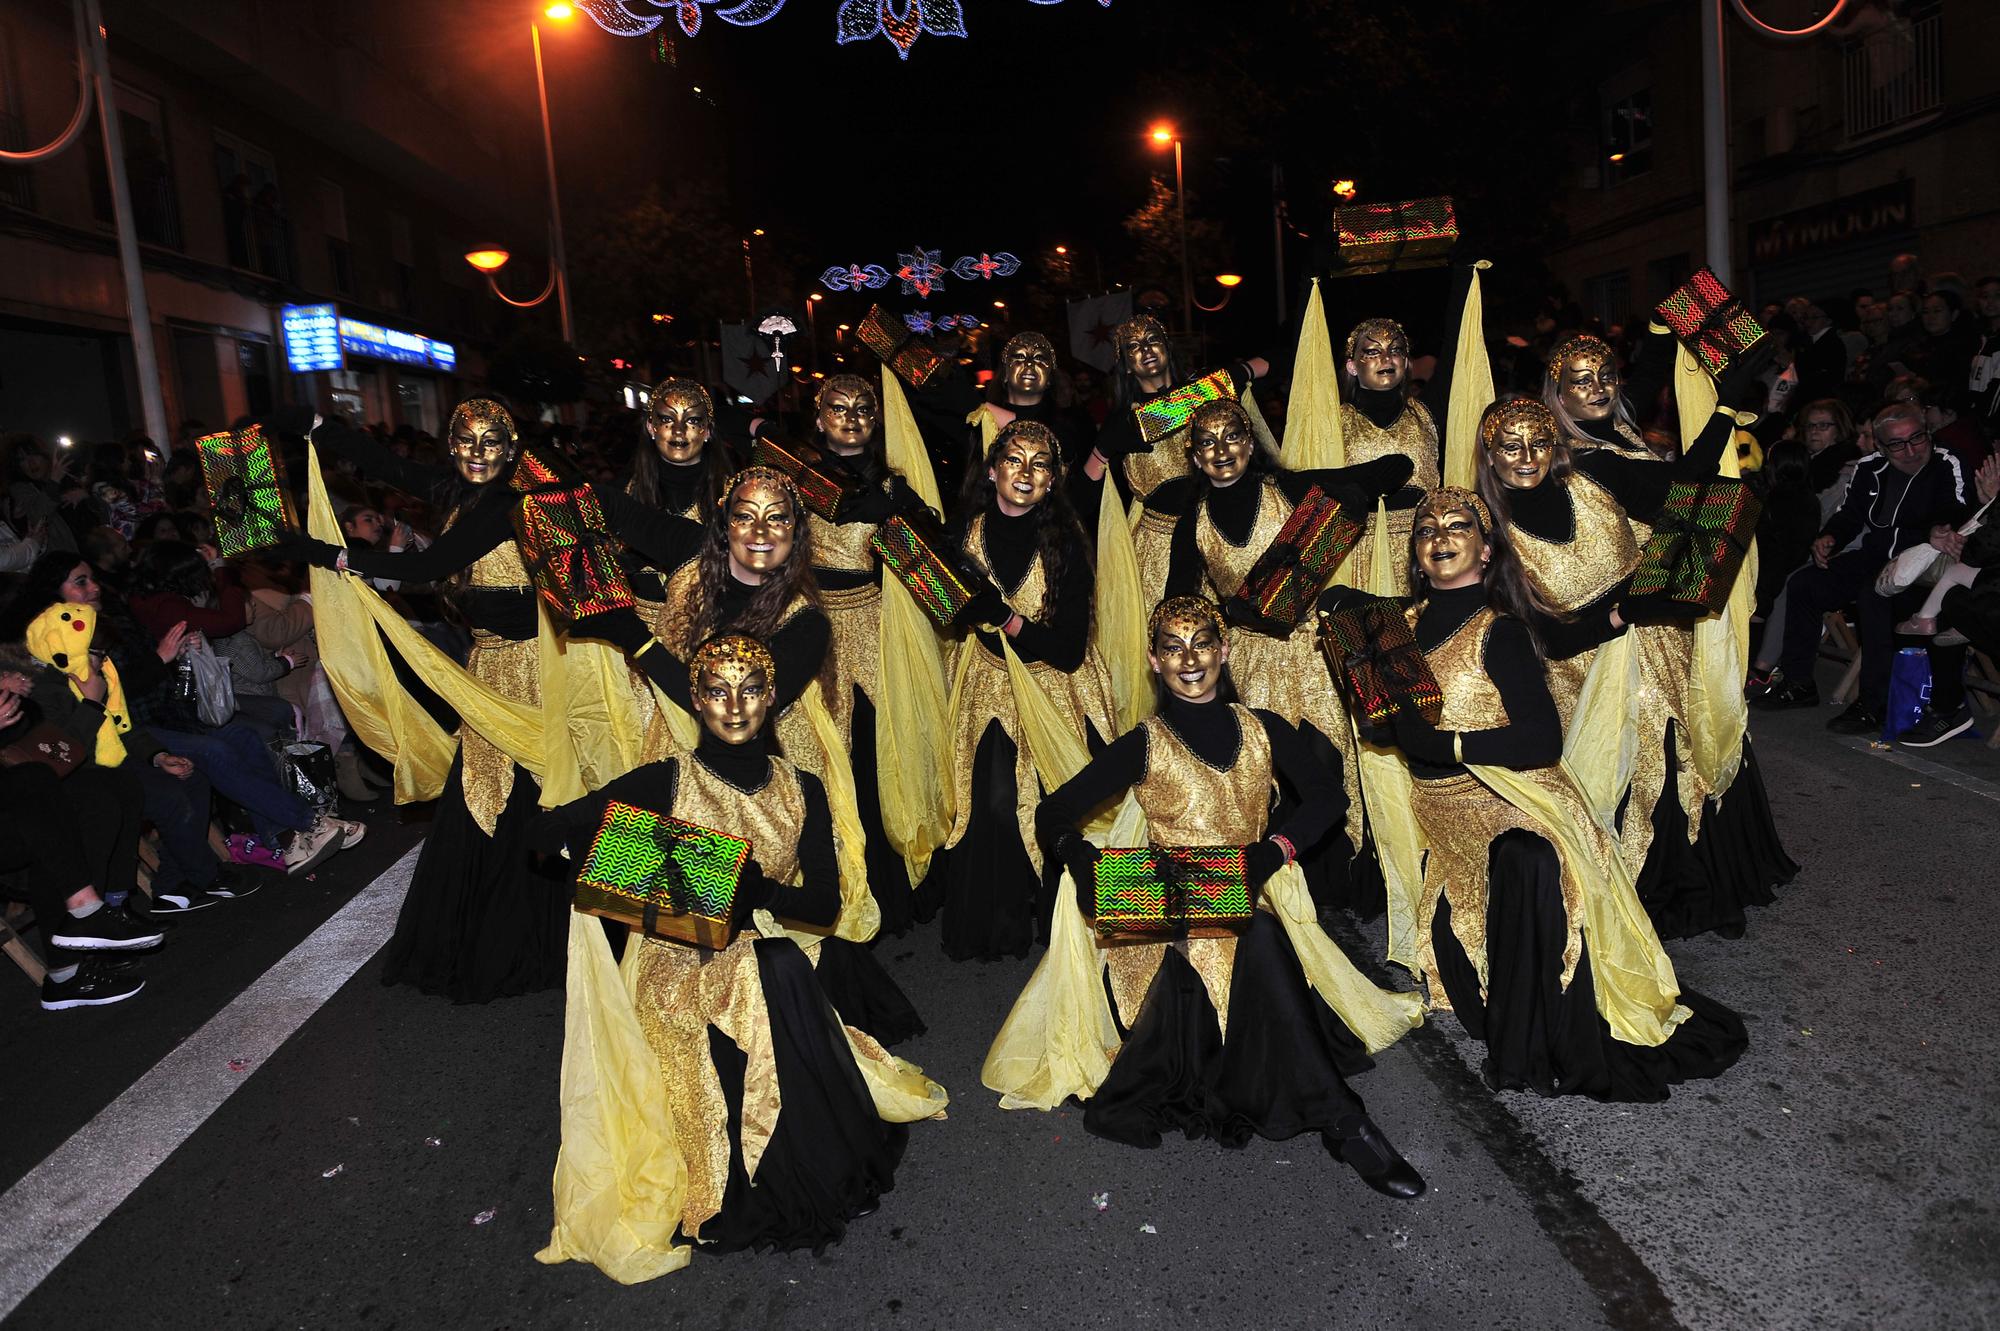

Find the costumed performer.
xmin=530 ymin=633 xmax=946 ymax=1272
xmin=1376 ymin=485 xmax=1747 ymax=1099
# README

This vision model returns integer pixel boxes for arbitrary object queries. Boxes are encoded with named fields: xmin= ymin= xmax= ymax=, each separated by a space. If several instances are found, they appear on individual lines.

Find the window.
xmin=86 ymin=85 xmax=181 ymax=249
xmin=214 ymin=132 xmax=289 ymax=279
xmin=1585 ymin=270 xmax=1633 ymax=334
xmin=1602 ymin=88 xmax=1653 ymax=187
xmin=315 ymin=178 xmax=352 ymax=296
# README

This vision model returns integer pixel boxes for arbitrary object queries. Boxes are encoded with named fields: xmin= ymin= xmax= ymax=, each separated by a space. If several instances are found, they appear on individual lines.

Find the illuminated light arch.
xmin=575 ymin=0 xmax=1110 ymax=57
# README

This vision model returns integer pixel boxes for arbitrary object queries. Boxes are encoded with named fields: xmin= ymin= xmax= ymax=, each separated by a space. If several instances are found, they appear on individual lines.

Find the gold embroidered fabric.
xmin=1421 ymin=605 xmax=1511 ymax=733
xmin=809 ymin=510 xmax=876 ymax=574
xmin=816 ymin=580 xmax=881 ymax=750
xmin=1339 ymin=399 xmax=1440 ymax=597
xmin=467 ymin=526 xmax=532 ymax=589
xmin=1122 ymin=428 xmax=1196 ymax=499
xmin=1135 ymin=705 xmax=1273 ymax=846
xmin=673 ymin=755 xmax=807 ymax=887
xmin=461 ymin=633 xmax=540 ymax=834
xmin=1128 ymin=502 xmax=1181 ymax=612
xmin=1193 ymin=478 xmax=1289 ymax=597
xmin=1509 ymin=472 xmax=1642 ymax=612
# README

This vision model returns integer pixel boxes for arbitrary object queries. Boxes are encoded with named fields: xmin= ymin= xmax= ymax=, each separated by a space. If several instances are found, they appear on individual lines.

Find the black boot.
xmin=1325 ymin=1116 xmax=1427 ymax=1199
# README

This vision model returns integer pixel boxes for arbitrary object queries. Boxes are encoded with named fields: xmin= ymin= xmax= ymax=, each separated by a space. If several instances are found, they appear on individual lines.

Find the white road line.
xmin=0 ymin=844 xmax=419 ymax=1322
xmin=1836 ymin=736 xmax=2000 ymax=803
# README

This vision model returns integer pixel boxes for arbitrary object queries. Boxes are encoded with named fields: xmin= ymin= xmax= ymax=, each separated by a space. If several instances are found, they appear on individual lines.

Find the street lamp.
xmin=806 ymin=291 xmax=823 ymax=370
xmin=1147 ymin=121 xmax=1193 ymax=333
xmin=532 ymin=6 xmax=575 ymax=341
xmin=464 ymin=240 xmax=563 ymax=311
xmin=1195 ymin=274 xmax=1242 ymax=314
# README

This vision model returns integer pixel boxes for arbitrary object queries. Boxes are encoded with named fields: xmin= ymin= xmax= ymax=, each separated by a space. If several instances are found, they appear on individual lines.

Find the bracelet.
xmin=1452 ymin=731 xmax=1464 ymax=763
xmin=1268 ymin=832 xmax=1296 ymax=864
xmin=634 ymin=636 xmax=662 ymax=659
xmin=334 ymin=547 xmax=349 ymax=573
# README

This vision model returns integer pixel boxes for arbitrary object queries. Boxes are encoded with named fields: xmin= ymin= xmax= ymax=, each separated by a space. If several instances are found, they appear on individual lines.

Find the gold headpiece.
xmin=995 ymin=419 xmax=1059 ymax=454
xmin=1113 ymin=315 xmax=1167 ymax=354
xmin=1148 ymin=593 xmax=1226 ymax=645
xmin=1479 ymin=397 xmax=1559 ymax=449
xmin=816 ymin=372 xmax=878 ymax=413
xmin=688 ymin=633 xmax=777 ymax=693
xmin=1002 ymin=331 xmax=1056 ymax=362
xmin=1345 ymin=317 xmax=1409 ymax=361
xmin=719 ymin=464 xmax=800 ymax=511
xmin=648 ymin=376 xmax=712 ymax=418
xmin=1545 ymin=335 xmax=1615 ymax=381
xmin=1189 ymin=398 xmax=1252 ymax=436
xmin=449 ymin=398 xmax=517 ymax=447
xmin=1415 ymin=485 xmax=1493 ymax=532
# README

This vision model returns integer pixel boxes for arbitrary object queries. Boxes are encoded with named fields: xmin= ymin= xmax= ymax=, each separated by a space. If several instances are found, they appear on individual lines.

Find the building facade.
xmin=1545 ymin=0 xmax=1999 ymax=327
xmin=0 ymin=0 xmax=558 ymax=444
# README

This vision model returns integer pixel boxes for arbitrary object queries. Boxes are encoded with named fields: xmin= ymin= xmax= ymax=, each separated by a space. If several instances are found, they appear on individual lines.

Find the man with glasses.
xmin=1752 ymin=401 xmax=1970 ymax=733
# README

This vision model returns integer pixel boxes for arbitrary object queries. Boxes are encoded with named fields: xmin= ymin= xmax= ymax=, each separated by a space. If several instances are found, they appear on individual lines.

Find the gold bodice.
xmin=1133 ymin=704 xmax=1272 ymax=846
xmin=808 ymin=510 xmax=877 ymax=574
xmin=1414 ymin=604 xmax=1511 ymax=734
xmin=657 ymin=560 xmax=812 ymax=658
xmin=961 ymin=512 xmax=1050 ymax=621
xmin=1122 ymin=430 xmax=1195 ymax=498
xmin=671 ymin=752 xmax=807 ymax=887
xmin=1339 ymin=399 xmax=1441 ymax=490
xmin=1194 ymin=477 xmax=1290 ymax=598
xmin=449 ymin=506 xmax=530 ymax=589
xmin=1508 ymin=472 xmax=1641 ymax=612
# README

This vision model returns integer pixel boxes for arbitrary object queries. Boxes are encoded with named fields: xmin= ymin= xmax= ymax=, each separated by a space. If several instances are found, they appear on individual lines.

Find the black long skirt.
xmin=379 ymin=753 xmax=566 ymax=1003
xmin=1691 ymin=738 xmax=1797 ymax=921
xmin=1290 ymin=719 xmax=1380 ymax=921
xmin=696 ymin=938 xmax=908 ymax=1255
xmin=1432 ymin=828 xmax=1748 ymax=1103
xmin=1633 ymin=731 xmax=1793 ymax=941
xmin=813 ymin=935 xmax=926 ymax=1046
xmin=936 ymin=721 xmax=1040 ymax=962
xmin=1084 ymin=912 xmax=1374 ymax=1149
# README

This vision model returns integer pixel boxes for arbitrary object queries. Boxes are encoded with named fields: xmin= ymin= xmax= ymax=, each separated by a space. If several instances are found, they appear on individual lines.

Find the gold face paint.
xmin=989 ymin=423 xmax=1056 ymax=516
xmin=816 ymin=375 xmax=879 ymax=453
xmin=647 ymin=378 xmax=714 ymax=464
xmin=1188 ymin=401 xmax=1255 ymax=487
xmin=1548 ymin=337 xmax=1620 ymax=422
xmin=689 ymin=634 xmax=777 ymax=746
xmin=1411 ymin=489 xmax=1491 ymax=590
xmin=1147 ymin=595 xmax=1229 ymax=703
xmin=1482 ymin=403 xmax=1559 ymax=490
xmin=1345 ymin=318 xmax=1410 ymax=392
xmin=448 ymin=400 xmax=517 ymax=485
xmin=1002 ymin=333 xmax=1055 ymax=401
xmin=722 ymin=475 xmax=797 ymax=583
xmin=1116 ymin=316 xmax=1170 ymax=391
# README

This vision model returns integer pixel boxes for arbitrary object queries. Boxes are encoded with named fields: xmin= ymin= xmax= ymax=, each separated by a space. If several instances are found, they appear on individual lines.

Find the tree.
xmin=1121 ymin=174 xmax=1231 ymax=307
xmin=566 ymin=186 xmax=755 ymax=374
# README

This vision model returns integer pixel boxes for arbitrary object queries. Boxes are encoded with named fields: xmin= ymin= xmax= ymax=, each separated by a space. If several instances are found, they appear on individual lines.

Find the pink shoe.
xmin=226 ymin=834 xmax=287 ymax=872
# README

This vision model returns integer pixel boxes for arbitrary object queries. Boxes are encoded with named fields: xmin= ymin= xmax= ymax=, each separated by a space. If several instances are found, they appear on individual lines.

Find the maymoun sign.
xmin=1747 ymin=180 xmax=1915 ymax=266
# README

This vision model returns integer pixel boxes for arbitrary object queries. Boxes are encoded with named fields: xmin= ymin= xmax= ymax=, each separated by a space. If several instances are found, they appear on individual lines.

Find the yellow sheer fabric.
xmin=876 ymin=370 xmax=956 ymax=887
xmin=1241 ymin=384 xmax=1281 ymax=459
xmin=1355 ymin=734 xmax=1427 ymax=974
xmin=968 ymin=401 xmax=1003 ymax=455
xmin=1260 ymin=863 xmax=1426 ymax=1050
xmin=1282 ymin=279 xmax=1346 ymax=471
xmin=1093 ymin=476 xmax=1155 ymax=732
xmin=536 ymin=915 xmax=692 ymax=1283
xmin=1443 ymin=260 xmax=1496 ymax=490
xmin=305 ymin=446 xmax=456 ymax=801
xmin=1466 ymin=763 xmax=1691 ymax=1046
xmin=798 ymin=684 xmax=881 ymax=942
xmin=1674 ymin=344 xmax=1756 ymax=796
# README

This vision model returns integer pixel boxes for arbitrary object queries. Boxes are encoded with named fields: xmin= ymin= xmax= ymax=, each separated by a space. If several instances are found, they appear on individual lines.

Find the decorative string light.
xmin=819 ymin=263 xmax=894 ymax=292
xmin=819 ymin=249 xmax=1019 ymax=294
xmin=897 ymin=246 xmax=946 ymax=298
xmin=574 ymin=0 xmax=1110 ymax=58
xmin=949 ymin=252 xmax=1021 ymax=281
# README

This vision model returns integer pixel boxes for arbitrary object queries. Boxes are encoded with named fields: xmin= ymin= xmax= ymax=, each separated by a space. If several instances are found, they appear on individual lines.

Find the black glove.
xmin=1343 ymin=454 xmax=1417 ymax=502
xmin=1243 ymin=839 xmax=1286 ymax=896
xmin=733 ymin=857 xmax=774 ymax=925
xmin=844 ymin=483 xmax=901 ymax=525
xmin=1390 ymin=708 xmax=1456 ymax=765
xmin=964 ymin=586 xmax=1011 ymax=630
xmin=1616 ymin=589 xmax=1700 ymax=628
xmin=1058 ymin=834 xmax=1101 ymax=914
xmin=1095 ymin=414 xmax=1150 ymax=459
xmin=885 ymin=474 xmax=931 ymax=520
xmin=1712 ymin=334 xmax=1782 ymax=414
xmin=266 ymin=534 xmax=346 ymax=570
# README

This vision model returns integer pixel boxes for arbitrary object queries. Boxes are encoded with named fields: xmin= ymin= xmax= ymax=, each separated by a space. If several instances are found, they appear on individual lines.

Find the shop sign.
xmin=1748 ymin=180 xmax=1914 ymax=266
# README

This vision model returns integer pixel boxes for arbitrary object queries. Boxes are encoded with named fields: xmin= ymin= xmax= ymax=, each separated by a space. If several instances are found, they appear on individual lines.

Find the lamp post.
xmin=532 ymin=5 xmax=574 ymax=342
xmin=1149 ymin=122 xmax=1194 ymax=334
xmin=806 ymin=291 xmax=822 ymax=371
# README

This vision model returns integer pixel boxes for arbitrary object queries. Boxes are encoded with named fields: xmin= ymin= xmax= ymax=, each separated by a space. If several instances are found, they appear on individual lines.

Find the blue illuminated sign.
xmin=281 ymin=303 xmax=343 ymax=373
xmin=280 ymin=303 xmax=456 ymax=375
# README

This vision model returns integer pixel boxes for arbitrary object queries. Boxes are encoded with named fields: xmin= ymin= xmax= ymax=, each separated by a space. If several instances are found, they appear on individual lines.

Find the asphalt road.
xmin=3 ymin=688 xmax=1996 ymax=1331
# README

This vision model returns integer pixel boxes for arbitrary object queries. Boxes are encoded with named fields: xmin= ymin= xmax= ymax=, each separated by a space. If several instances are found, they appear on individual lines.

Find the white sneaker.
xmin=283 ymin=817 xmax=347 ymax=876
xmin=328 ymin=817 xmax=366 ymax=851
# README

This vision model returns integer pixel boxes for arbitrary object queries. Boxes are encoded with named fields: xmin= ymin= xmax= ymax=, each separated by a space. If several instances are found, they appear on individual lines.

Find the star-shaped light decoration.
xmin=896 ymin=246 xmax=946 ymax=299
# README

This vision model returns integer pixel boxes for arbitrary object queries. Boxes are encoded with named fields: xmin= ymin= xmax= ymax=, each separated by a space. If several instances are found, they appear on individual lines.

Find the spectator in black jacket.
xmin=1751 ymin=401 xmax=1971 ymax=733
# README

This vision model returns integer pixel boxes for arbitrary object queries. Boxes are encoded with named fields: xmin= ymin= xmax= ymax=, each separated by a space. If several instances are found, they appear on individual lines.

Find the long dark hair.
xmin=126 ymin=540 xmax=216 ymax=604
xmin=629 ymin=436 xmax=731 ymax=523
xmin=0 ymin=549 xmax=90 ymax=643
xmin=1406 ymin=493 xmax=1559 ymax=657
xmin=690 ymin=474 xmax=823 ymax=647
xmin=1758 ymin=438 xmax=1814 ymax=499
xmin=1111 ymin=346 xmax=1182 ymax=408
xmin=957 ymin=427 xmax=1085 ymax=617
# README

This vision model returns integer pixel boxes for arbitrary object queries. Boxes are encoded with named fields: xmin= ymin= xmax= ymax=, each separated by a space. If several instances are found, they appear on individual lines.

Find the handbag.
xmin=280 ymin=739 xmax=337 ymax=811
xmin=0 ymin=721 xmax=86 ymax=777
xmin=184 ymin=636 xmax=237 ymax=727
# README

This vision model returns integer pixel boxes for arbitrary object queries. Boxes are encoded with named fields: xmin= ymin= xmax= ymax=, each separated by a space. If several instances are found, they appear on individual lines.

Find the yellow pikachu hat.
xmin=26 ymin=602 xmax=131 ymax=766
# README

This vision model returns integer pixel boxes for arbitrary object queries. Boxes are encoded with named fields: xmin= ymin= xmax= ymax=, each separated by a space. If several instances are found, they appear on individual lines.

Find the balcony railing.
xmin=1843 ymin=6 xmax=1943 ymax=140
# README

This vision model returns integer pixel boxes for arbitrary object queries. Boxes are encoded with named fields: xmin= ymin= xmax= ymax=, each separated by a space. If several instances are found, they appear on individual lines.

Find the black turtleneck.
xmin=1350 ymin=385 xmax=1407 ymax=432
xmin=1033 ymin=696 xmax=1342 ymax=861
xmin=619 ymin=461 xmax=710 ymax=599
xmin=1401 ymin=583 xmax=1562 ymax=779
xmin=598 ymin=488 xmax=706 ymax=579
xmin=526 ymin=730 xmax=841 ymax=929
xmin=1164 ymin=457 xmax=1418 ymax=606
xmin=957 ymin=502 xmax=1091 ymax=671
xmin=1080 ymin=361 xmax=1254 ymax=514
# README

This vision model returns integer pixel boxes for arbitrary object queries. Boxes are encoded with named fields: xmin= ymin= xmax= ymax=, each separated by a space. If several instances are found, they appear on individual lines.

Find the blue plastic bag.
xmin=1882 ymin=646 xmax=1931 ymax=742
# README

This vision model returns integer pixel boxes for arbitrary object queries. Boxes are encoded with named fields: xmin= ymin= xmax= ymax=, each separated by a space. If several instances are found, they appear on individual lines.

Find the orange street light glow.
xmin=1332 ymin=178 xmax=1358 ymax=200
xmin=464 ymin=248 xmax=511 ymax=272
xmin=1149 ymin=123 xmax=1175 ymax=146
xmin=1055 ymin=245 xmax=1068 ymax=255
xmin=1215 ymin=273 xmax=1243 ymax=288
xmin=1608 ymin=152 xmax=1626 ymax=162
xmin=544 ymin=3 xmax=574 ymax=20
xmin=809 ymin=292 xmax=824 ymax=301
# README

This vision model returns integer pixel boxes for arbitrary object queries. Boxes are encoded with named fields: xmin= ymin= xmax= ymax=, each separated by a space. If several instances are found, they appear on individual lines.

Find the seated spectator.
xmin=1890 ymin=374 xmax=1990 ymax=475
xmin=1794 ymin=399 xmax=1864 ymax=520
xmin=1914 ymin=290 xmax=1980 ymax=405
xmin=1750 ymin=401 xmax=1971 ymax=733
xmin=1893 ymin=455 xmax=2000 ymax=749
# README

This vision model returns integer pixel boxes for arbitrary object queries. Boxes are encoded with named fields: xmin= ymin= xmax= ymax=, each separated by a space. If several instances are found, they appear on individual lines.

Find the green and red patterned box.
xmin=1654 ymin=267 xmax=1769 ymax=378
xmin=1094 ymin=845 xmax=1255 ymax=943
xmin=196 ymin=425 xmax=298 ymax=557
xmin=573 ymin=801 xmax=749 ymax=950
xmin=1132 ymin=367 xmax=1236 ymax=446
xmin=512 ymin=481 xmax=636 ymax=621
xmin=752 ymin=436 xmax=868 ymax=523
xmin=1625 ymin=477 xmax=1761 ymax=616
xmin=871 ymin=507 xmax=981 ymax=629
xmin=1227 ymin=485 xmax=1365 ymax=634
xmin=857 ymin=304 xmax=945 ymax=388
xmin=1334 ymin=195 xmax=1457 ymax=275
xmin=1318 ymin=596 xmax=1445 ymax=727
